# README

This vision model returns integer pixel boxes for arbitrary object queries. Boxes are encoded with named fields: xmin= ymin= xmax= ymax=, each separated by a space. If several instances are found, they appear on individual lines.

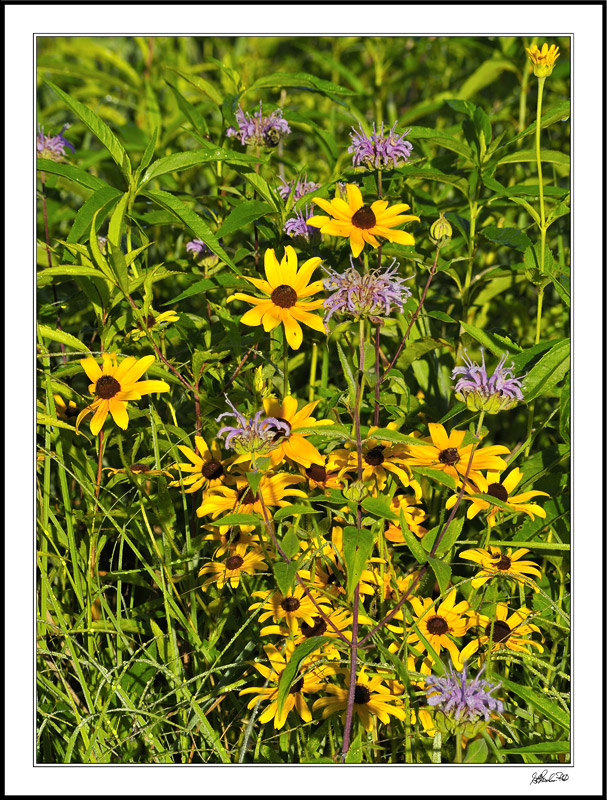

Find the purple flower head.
xmin=284 ymin=206 xmax=320 ymax=243
xmin=186 ymin=238 xmax=211 ymax=256
xmin=276 ymin=174 xmax=320 ymax=203
xmin=226 ymin=101 xmax=290 ymax=148
xmin=36 ymin=124 xmax=75 ymax=162
xmin=216 ymin=396 xmax=290 ymax=457
xmin=452 ymin=350 xmax=525 ymax=414
xmin=322 ymin=257 xmax=412 ymax=329
xmin=425 ymin=663 xmax=504 ymax=727
xmin=348 ymin=122 xmax=413 ymax=171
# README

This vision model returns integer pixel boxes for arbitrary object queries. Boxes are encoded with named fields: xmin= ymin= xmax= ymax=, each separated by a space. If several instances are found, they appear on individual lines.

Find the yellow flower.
xmin=76 ymin=353 xmax=170 ymax=436
xmin=445 ymin=467 xmax=550 ymax=527
xmin=201 ymin=525 xmax=260 ymax=558
xmin=460 ymin=602 xmax=544 ymax=663
xmin=198 ymin=543 xmax=267 ymax=591
xmin=239 ymin=642 xmax=327 ymax=730
xmin=526 ymin=42 xmax=560 ymax=77
xmin=129 ymin=309 xmax=179 ymax=341
xmin=405 ymin=423 xmax=510 ymax=488
xmin=53 ymin=393 xmax=79 ymax=421
xmin=197 ymin=472 xmax=306 ymax=521
xmin=404 ymin=588 xmax=471 ymax=669
xmin=300 ymin=457 xmax=346 ymax=491
xmin=249 ymin=584 xmax=332 ymax=636
xmin=459 ymin=546 xmax=542 ymax=590
xmin=261 ymin=395 xmax=333 ymax=468
xmin=227 ymin=246 xmax=325 ymax=350
xmin=313 ymin=667 xmax=408 ymax=731
xmin=384 ymin=493 xmax=429 ymax=541
xmin=169 ymin=435 xmax=236 ymax=496
xmin=307 ymin=184 xmax=419 ymax=258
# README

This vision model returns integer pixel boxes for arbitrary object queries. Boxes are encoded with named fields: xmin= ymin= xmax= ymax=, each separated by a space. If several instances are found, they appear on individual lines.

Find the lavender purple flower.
xmin=452 ymin=350 xmax=525 ymax=414
xmin=226 ymin=101 xmax=290 ymax=148
xmin=425 ymin=663 xmax=503 ymax=733
xmin=216 ymin=397 xmax=290 ymax=457
xmin=36 ymin=124 xmax=75 ymax=162
xmin=186 ymin=238 xmax=212 ymax=256
xmin=348 ymin=122 xmax=413 ymax=171
xmin=283 ymin=206 xmax=319 ymax=243
xmin=322 ymin=257 xmax=412 ymax=328
xmin=276 ymin=175 xmax=320 ymax=203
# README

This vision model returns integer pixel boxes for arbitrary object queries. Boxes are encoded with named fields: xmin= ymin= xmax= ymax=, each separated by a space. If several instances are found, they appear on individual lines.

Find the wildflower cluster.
xmin=227 ymin=101 xmax=290 ymax=147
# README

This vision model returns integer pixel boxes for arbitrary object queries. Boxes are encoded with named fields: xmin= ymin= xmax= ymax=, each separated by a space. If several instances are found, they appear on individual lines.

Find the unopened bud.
xmin=430 ymin=214 xmax=452 ymax=245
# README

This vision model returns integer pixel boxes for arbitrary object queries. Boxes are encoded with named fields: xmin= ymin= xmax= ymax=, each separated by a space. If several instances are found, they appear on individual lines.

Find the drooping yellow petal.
xmin=289 ymin=306 xmax=326 ymax=334
xmin=109 ymin=399 xmax=129 ymax=429
xmin=349 ymin=228 xmax=365 ymax=257
xmin=240 ymin=302 xmax=275 ymax=327
xmin=90 ymin=402 xmax=109 ymax=436
xmin=281 ymin=310 xmax=303 ymax=350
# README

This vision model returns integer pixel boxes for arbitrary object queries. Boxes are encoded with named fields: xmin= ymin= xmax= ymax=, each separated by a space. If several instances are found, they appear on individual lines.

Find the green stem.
xmin=283 ymin=339 xmax=289 ymax=397
xmin=455 ymin=731 xmax=463 ymax=763
xmin=308 ymin=342 xmax=318 ymax=402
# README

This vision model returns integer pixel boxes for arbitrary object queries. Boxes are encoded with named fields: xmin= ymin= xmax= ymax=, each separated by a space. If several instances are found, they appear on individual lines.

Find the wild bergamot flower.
xmin=348 ymin=121 xmax=413 ymax=171
xmin=307 ymin=184 xmax=419 ymax=258
xmin=37 ymin=123 xmax=74 ymax=161
xmin=445 ymin=467 xmax=550 ymax=527
xmin=226 ymin=101 xmax=290 ymax=148
xmin=526 ymin=42 xmax=560 ymax=77
xmin=228 ymin=246 xmax=325 ymax=350
xmin=76 ymin=353 xmax=170 ymax=436
xmin=216 ymin=396 xmax=290 ymax=461
xmin=452 ymin=351 xmax=525 ymax=414
xmin=459 ymin=546 xmax=542 ymax=590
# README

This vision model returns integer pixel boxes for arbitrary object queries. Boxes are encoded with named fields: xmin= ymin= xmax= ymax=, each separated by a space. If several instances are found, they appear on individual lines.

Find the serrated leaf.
xmin=481 ymin=226 xmax=532 ymax=251
xmin=342 ymin=526 xmax=376 ymax=600
xmin=281 ymin=529 xmax=300 ymax=560
xmin=245 ymin=471 xmax=263 ymax=496
xmin=37 ymin=323 xmax=89 ymax=352
xmin=46 ymin=80 xmax=131 ymax=179
xmin=345 ymin=731 xmax=363 ymax=763
xmin=216 ymin=200 xmax=273 ymax=238
xmin=522 ymin=339 xmax=570 ymax=402
xmin=426 ymin=556 xmax=451 ymax=596
xmin=276 ymin=636 xmax=333 ymax=717
xmin=459 ymin=322 xmax=522 ymax=357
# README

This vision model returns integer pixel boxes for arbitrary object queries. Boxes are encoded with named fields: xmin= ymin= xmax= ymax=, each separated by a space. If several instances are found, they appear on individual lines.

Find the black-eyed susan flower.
xmin=459 ymin=546 xmax=542 ymax=590
xmin=384 ymin=492 xmax=429 ymax=541
xmin=307 ymin=184 xmax=419 ymax=258
xmin=300 ymin=457 xmax=346 ymax=492
xmin=227 ymin=246 xmax=326 ymax=350
xmin=197 ymin=473 xmax=306 ymax=521
xmin=239 ymin=642 xmax=327 ymax=730
xmin=460 ymin=602 xmax=544 ymax=663
xmin=129 ymin=309 xmax=179 ymax=341
xmin=404 ymin=589 xmax=471 ymax=669
xmin=405 ymin=423 xmax=510 ymax=488
xmin=200 ymin=525 xmax=260 ymax=558
xmin=261 ymin=395 xmax=333 ymax=469
xmin=248 ymin=584 xmax=332 ymax=636
xmin=198 ymin=543 xmax=267 ymax=591
xmin=313 ymin=667 xmax=407 ymax=731
xmin=333 ymin=426 xmax=422 ymax=498
xmin=445 ymin=467 xmax=550 ymax=527
xmin=169 ymin=435 xmax=236 ymax=496
xmin=76 ymin=353 xmax=170 ymax=436
xmin=53 ymin=393 xmax=79 ymax=421
xmin=526 ymin=42 xmax=560 ymax=78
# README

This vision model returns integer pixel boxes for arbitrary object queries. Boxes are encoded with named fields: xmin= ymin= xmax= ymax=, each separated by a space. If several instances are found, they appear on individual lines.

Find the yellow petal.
xmin=119 ymin=355 xmax=156 ymax=385
xmin=346 ymin=184 xmax=363 ymax=211
xmin=130 ymin=380 xmax=170 ymax=395
xmin=349 ymin=228 xmax=365 ymax=257
xmin=289 ymin=306 xmax=326 ymax=333
xmin=293 ymin=256 xmax=322 ymax=293
xmin=240 ymin=302 xmax=274 ymax=327
xmin=90 ymin=402 xmax=109 ymax=436
xmin=80 ymin=356 xmax=102 ymax=383
xmin=109 ymin=399 xmax=129 ymax=429
xmin=281 ymin=310 xmax=303 ymax=350
xmin=264 ymin=248 xmax=282 ymax=288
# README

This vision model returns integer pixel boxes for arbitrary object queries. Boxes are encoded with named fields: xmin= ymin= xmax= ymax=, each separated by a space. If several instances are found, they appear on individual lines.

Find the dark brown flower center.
xmin=95 ymin=375 xmax=121 ymax=399
xmin=494 ymin=555 xmax=512 ymax=571
xmin=354 ymin=683 xmax=371 ymax=704
xmin=487 ymin=482 xmax=509 ymax=502
xmin=486 ymin=619 xmax=511 ymax=643
xmin=426 ymin=615 xmax=449 ymax=635
xmin=271 ymin=284 xmax=298 ymax=308
xmin=438 ymin=447 xmax=460 ymax=466
xmin=351 ymin=205 xmax=376 ymax=230
xmin=305 ymin=464 xmax=327 ymax=483
xmin=202 ymin=460 xmax=224 ymax=480
xmin=268 ymin=417 xmax=292 ymax=442
xmin=130 ymin=463 xmax=151 ymax=473
xmin=222 ymin=530 xmax=241 ymax=545
xmin=281 ymin=596 xmax=301 ymax=612
xmin=225 ymin=555 xmax=244 ymax=570
xmin=300 ymin=616 xmax=328 ymax=638
xmin=326 ymin=569 xmax=343 ymax=586
xmin=239 ymin=489 xmax=256 ymax=505
xmin=289 ymin=676 xmax=304 ymax=694
xmin=364 ymin=446 xmax=385 ymax=466
xmin=64 ymin=404 xmax=79 ymax=417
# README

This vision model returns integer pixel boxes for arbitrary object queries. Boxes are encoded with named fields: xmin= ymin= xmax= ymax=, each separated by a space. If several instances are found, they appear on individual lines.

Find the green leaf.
xmin=369 ymin=427 xmax=433 ymax=447
xmin=342 ymin=526 xmax=376 ymax=600
xmin=421 ymin=518 xmax=465 ymax=558
xmin=499 ymin=741 xmax=570 ymax=755
xmin=458 ymin=58 xmax=518 ymax=100
xmin=399 ymin=509 xmax=427 ymax=564
xmin=424 ymin=310 xmax=457 ymax=323
xmin=144 ymin=189 xmax=237 ymax=271
xmin=36 ymin=158 xmax=107 ymax=191
xmin=559 ymin=374 xmax=570 ymax=444
xmin=216 ymin=200 xmax=273 ymax=238
xmin=162 ymin=278 xmax=215 ymax=305
xmin=108 ymin=192 xmax=129 ymax=252
xmin=66 ymin=185 xmax=122 ymax=244
xmin=36 ymin=412 xmax=88 ymax=438
xmin=336 ymin=341 xmax=356 ymax=407
xmin=361 ymin=496 xmax=397 ymax=521
xmin=139 ymin=147 xmax=262 ymax=188
xmin=280 ymin=529 xmax=301 ymax=560
xmin=107 ymin=241 xmax=129 ymax=296
xmin=37 ymin=264 xmax=106 ymax=287
xmin=139 ymin=128 xmax=159 ymax=172
xmin=480 ymin=226 xmax=532 ymax=251
xmin=246 ymin=71 xmax=359 ymax=97
xmin=459 ymin=322 xmax=522 ymax=357
xmin=400 ymin=166 xmax=468 ymax=195
xmin=502 ymin=100 xmax=570 ymax=147
xmin=166 ymin=67 xmax=223 ymax=106
xmin=407 ymin=126 xmax=473 ymax=159
xmin=496 ymin=148 xmax=570 ymax=168
xmin=426 ymin=556 xmax=451 ymax=596
xmin=345 ymin=732 xmax=363 ymax=764
xmin=276 ymin=635 xmax=333 ymax=718
xmin=246 ymin=471 xmax=263 ymax=497
xmin=37 ymin=323 xmax=89 ymax=352
xmin=272 ymin=561 xmax=299 ymax=597
xmin=500 ymin=678 xmax=570 ymax=731
xmin=411 ymin=467 xmax=458 ymax=492
xmin=208 ymin=513 xmax=262 ymax=527
xmin=464 ymin=738 xmax=488 ymax=763
xmin=45 ymin=80 xmax=131 ymax=179
xmin=231 ymin=166 xmax=280 ymax=211
xmin=396 ymin=337 xmax=450 ymax=371
xmin=274 ymin=504 xmax=320 ymax=521
xmin=522 ymin=339 xmax=570 ymax=402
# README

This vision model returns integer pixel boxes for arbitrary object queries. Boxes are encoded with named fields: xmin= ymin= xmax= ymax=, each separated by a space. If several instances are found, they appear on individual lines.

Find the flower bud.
xmin=430 ymin=214 xmax=452 ymax=245
xmin=526 ymin=42 xmax=560 ymax=78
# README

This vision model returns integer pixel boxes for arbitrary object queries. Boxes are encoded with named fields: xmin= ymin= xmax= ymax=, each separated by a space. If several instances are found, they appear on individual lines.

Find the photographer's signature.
xmin=530 ymin=769 xmax=570 ymax=785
